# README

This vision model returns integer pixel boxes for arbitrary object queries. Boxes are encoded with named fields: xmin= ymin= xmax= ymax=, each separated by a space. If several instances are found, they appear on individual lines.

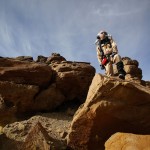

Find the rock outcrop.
xmin=0 ymin=53 xmax=149 ymax=149
xmin=15 ymin=56 xmax=34 ymax=62
xmin=105 ymin=132 xmax=150 ymax=150
xmin=123 ymin=57 xmax=142 ymax=80
xmin=36 ymin=55 xmax=48 ymax=63
xmin=67 ymin=74 xmax=150 ymax=150
xmin=0 ymin=54 xmax=95 ymax=125
xmin=46 ymin=53 xmax=66 ymax=64
xmin=0 ymin=58 xmax=52 ymax=87
xmin=114 ymin=57 xmax=142 ymax=82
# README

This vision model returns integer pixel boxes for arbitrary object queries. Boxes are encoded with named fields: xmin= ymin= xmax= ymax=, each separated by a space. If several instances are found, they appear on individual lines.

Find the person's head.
xmin=97 ymin=30 xmax=108 ymax=40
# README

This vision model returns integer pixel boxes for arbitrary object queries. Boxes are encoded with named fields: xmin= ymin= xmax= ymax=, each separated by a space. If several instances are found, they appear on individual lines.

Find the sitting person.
xmin=95 ymin=30 xmax=126 ymax=79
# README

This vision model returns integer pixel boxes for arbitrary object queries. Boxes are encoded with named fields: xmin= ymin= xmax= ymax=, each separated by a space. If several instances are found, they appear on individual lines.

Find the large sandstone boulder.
xmin=0 ymin=55 xmax=95 ymax=126
xmin=33 ymin=83 xmax=65 ymax=111
xmin=0 ymin=81 xmax=39 ymax=125
xmin=67 ymin=74 xmax=150 ymax=150
xmin=0 ymin=58 xmax=53 ymax=87
xmin=50 ymin=61 xmax=95 ymax=101
xmin=105 ymin=132 xmax=150 ymax=150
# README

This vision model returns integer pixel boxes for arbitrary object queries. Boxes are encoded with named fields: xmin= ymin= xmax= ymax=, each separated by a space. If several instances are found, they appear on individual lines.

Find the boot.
xmin=116 ymin=61 xmax=126 ymax=80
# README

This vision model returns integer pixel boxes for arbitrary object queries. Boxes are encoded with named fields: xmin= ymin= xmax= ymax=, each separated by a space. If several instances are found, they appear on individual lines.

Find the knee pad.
xmin=114 ymin=54 xmax=122 ymax=63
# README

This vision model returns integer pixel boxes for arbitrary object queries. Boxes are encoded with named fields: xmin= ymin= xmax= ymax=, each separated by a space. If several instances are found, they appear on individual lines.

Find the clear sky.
xmin=0 ymin=0 xmax=150 ymax=80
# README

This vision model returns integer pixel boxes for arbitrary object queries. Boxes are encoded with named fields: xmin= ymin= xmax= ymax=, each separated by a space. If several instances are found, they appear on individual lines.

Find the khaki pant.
xmin=105 ymin=54 xmax=122 ymax=76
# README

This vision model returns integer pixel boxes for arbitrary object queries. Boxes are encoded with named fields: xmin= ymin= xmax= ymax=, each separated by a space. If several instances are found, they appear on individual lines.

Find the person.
xmin=95 ymin=30 xmax=126 ymax=79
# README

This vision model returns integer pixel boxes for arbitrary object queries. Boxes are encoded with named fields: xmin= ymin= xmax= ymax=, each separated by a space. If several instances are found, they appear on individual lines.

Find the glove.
xmin=100 ymin=64 xmax=105 ymax=70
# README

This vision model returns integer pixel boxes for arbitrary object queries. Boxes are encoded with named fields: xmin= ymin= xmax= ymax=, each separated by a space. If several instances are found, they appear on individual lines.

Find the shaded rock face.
xmin=0 ymin=54 xmax=95 ymax=125
xmin=0 ymin=134 xmax=22 ymax=150
xmin=51 ymin=61 xmax=95 ymax=101
xmin=67 ymin=74 xmax=150 ymax=150
xmin=105 ymin=132 xmax=150 ymax=150
xmin=0 ymin=95 xmax=5 ymax=111
xmin=33 ymin=84 xmax=65 ymax=111
xmin=0 ymin=82 xmax=39 ymax=108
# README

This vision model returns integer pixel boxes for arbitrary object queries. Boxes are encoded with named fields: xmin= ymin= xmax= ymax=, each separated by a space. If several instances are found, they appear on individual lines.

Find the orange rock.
xmin=0 ymin=58 xmax=52 ymax=87
xmin=51 ymin=61 xmax=95 ymax=101
xmin=67 ymin=74 xmax=150 ymax=150
xmin=105 ymin=132 xmax=150 ymax=150
xmin=0 ymin=56 xmax=95 ymax=125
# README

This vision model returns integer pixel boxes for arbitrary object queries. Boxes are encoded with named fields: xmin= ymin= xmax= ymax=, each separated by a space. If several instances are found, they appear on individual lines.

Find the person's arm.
xmin=110 ymin=37 xmax=118 ymax=53
xmin=96 ymin=46 xmax=102 ymax=64
xmin=95 ymin=39 xmax=103 ymax=63
xmin=96 ymin=46 xmax=105 ymax=70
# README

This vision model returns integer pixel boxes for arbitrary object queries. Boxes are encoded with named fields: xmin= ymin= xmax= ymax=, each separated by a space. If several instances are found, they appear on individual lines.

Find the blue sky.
xmin=0 ymin=0 xmax=150 ymax=80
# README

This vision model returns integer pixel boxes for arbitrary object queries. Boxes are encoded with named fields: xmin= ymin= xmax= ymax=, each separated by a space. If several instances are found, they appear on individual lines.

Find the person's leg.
xmin=113 ymin=54 xmax=126 ymax=79
xmin=113 ymin=54 xmax=122 ymax=63
xmin=105 ymin=62 xmax=113 ymax=77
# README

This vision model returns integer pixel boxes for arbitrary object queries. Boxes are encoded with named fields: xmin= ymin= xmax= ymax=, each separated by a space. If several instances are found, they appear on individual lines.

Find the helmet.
xmin=97 ymin=30 xmax=108 ymax=40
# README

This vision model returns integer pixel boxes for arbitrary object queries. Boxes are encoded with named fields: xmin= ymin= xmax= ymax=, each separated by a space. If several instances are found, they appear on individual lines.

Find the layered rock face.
xmin=0 ymin=54 xmax=95 ymax=125
xmin=67 ymin=74 xmax=150 ymax=150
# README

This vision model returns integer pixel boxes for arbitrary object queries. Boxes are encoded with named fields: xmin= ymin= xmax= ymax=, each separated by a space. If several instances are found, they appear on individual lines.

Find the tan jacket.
xmin=95 ymin=36 xmax=118 ymax=64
